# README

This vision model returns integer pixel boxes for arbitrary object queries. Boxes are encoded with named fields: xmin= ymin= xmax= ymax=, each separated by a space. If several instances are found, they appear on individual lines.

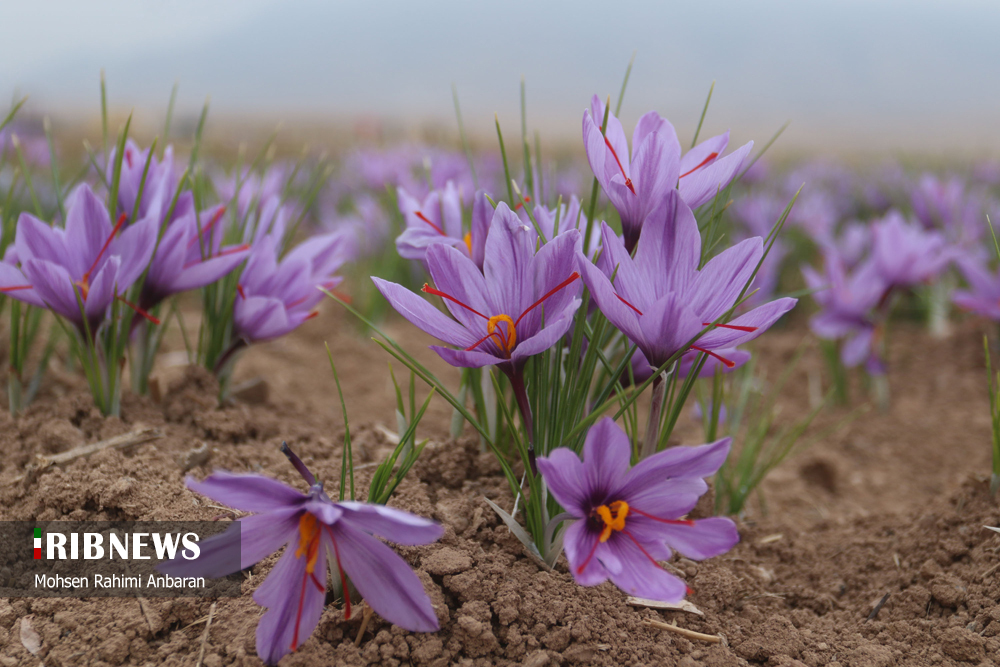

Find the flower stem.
xmin=508 ymin=370 xmax=536 ymax=475
xmin=641 ymin=372 xmax=666 ymax=459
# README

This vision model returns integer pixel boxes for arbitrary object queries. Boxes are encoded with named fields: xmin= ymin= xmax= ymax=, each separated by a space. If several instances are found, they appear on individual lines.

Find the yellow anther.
xmin=295 ymin=513 xmax=322 ymax=573
xmin=464 ymin=232 xmax=473 ymax=254
xmin=595 ymin=500 xmax=629 ymax=542
xmin=487 ymin=314 xmax=516 ymax=353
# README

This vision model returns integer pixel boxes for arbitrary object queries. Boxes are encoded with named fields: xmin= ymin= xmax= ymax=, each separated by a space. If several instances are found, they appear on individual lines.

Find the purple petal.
xmin=430 ymin=345 xmax=503 ymax=369
xmin=0 ymin=262 xmax=44 ymax=307
xmin=688 ymin=238 xmax=763 ymax=322
xmin=331 ymin=521 xmax=439 ymax=632
xmin=679 ymin=141 xmax=753 ymax=209
xmin=634 ymin=191 xmax=700 ymax=297
xmin=562 ymin=520 xmax=608 ymax=586
xmin=373 ymin=278 xmax=477 ymax=349
xmin=581 ymin=417 xmax=632 ymax=502
xmin=253 ymin=537 xmax=327 ymax=664
xmin=21 ymin=259 xmax=81 ymax=322
xmin=536 ymin=448 xmax=589 ymax=518
xmin=696 ymin=297 xmax=797 ymax=349
xmin=425 ymin=243 xmax=492 ymax=330
xmin=623 ymin=438 xmax=731 ymax=490
xmin=186 ymin=472 xmax=306 ymax=512
xmin=170 ymin=248 xmax=250 ymax=294
xmin=335 ymin=501 xmax=443 ymax=546
xmin=482 ymin=203 xmax=536 ymax=315
xmin=648 ymin=516 xmax=739 ymax=561
xmin=577 ymin=250 xmax=643 ymax=346
xmin=603 ymin=533 xmax=688 ymax=602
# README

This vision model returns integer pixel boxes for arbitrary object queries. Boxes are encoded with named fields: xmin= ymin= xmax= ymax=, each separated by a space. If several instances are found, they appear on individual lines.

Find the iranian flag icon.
xmin=33 ymin=528 xmax=41 ymax=559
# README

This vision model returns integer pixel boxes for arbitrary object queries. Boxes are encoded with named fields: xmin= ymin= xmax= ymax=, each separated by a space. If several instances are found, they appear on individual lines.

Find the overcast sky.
xmin=3 ymin=0 xmax=999 ymax=153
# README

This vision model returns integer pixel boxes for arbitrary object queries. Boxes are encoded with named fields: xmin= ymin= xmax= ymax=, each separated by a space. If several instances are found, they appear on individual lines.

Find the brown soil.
xmin=0 ymin=306 xmax=998 ymax=667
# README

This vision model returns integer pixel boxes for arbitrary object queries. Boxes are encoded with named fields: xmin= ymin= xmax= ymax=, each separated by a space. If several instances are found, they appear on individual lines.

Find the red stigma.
xmin=305 ymin=311 xmax=319 ymax=320
xmin=616 ymin=294 xmax=644 ymax=316
xmin=414 ymin=211 xmax=446 ymax=236
xmin=125 ymin=148 xmax=133 ymax=169
xmin=236 ymin=284 xmax=246 ymax=300
xmin=513 ymin=272 xmax=580 ymax=328
xmin=577 ymin=537 xmax=602 ymax=574
xmin=603 ymin=136 xmax=635 ymax=195
xmin=690 ymin=345 xmax=735 ymax=368
xmin=422 ymin=284 xmax=490 ymax=320
xmin=116 ymin=296 xmax=161 ymax=325
xmin=680 ymin=152 xmax=719 ymax=179
xmin=0 ymin=285 xmax=33 ymax=293
xmin=628 ymin=507 xmax=696 ymax=526
xmin=80 ymin=213 xmax=127 ymax=291
xmin=701 ymin=322 xmax=758 ymax=333
xmin=186 ymin=206 xmax=229 ymax=250
xmin=182 ymin=243 xmax=250 ymax=270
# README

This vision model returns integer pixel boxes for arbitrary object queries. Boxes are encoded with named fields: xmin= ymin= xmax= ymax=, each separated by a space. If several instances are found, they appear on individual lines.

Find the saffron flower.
xmin=233 ymin=230 xmax=354 ymax=344
xmin=160 ymin=444 xmax=442 ymax=665
xmin=870 ymin=210 xmax=952 ymax=290
xmin=582 ymin=95 xmax=752 ymax=251
xmin=1 ymin=185 xmax=157 ymax=333
xmin=140 ymin=204 xmax=250 ymax=310
xmin=953 ymin=256 xmax=1000 ymax=320
xmin=537 ymin=417 xmax=738 ymax=601
xmin=801 ymin=255 xmax=887 ymax=371
xmin=579 ymin=191 xmax=796 ymax=374
xmin=375 ymin=202 xmax=583 ymax=373
xmin=395 ymin=181 xmax=478 ymax=265
xmin=110 ymin=140 xmax=193 ymax=225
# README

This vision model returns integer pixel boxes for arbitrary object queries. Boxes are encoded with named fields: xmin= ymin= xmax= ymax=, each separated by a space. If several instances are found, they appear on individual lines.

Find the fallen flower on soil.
xmin=537 ymin=417 xmax=739 ymax=602
xmin=159 ymin=443 xmax=443 ymax=665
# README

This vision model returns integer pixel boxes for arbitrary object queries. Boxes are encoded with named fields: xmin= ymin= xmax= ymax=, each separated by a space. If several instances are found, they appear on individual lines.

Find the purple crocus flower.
xmin=532 ymin=195 xmax=600 ymax=257
xmin=582 ymin=95 xmax=752 ymax=251
xmin=537 ymin=417 xmax=738 ymax=601
xmin=0 ymin=185 xmax=157 ymax=334
xmin=395 ymin=181 xmax=472 ymax=264
xmin=802 ymin=255 xmax=887 ymax=370
xmin=375 ymin=202 xmax=582 ymax=374
xmin=140 ymin=204 xmax=250 ymax=309
xmin=952 ymin=255 xmax=1000 ymax=320
xmin=160 ymin=444 xmax=442 ymax=665
xmin=870 ymin=210 xmax=952 ymax=289
xmin=580 ymin=191 xmax=796 ymax=375
xmin=233 ymin=229 xmax=354 ymax=343
xmin=110 ymin=140 xmax=193 ymax=225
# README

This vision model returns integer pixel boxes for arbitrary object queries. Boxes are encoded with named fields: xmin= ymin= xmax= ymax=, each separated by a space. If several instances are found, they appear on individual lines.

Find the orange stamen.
xmin=463 ymin=232 xmax=473 ymax=254
xmin=702 ymin=322 xmax=758 ymax=333
xmin=421 ymin=284 xmax=489 ymax=320
xmin=595 ymin=500 xmax=629 ymax=542
xmin=680 ymin=152 xmax=719 ymax=179
xmin=414 ymin=211 xmax=446 ymax=236
xmin=291 ymin=513 xmax=325 ymax=651
xmin=603 ymin=137 xmax=636 ymax=195
xmin=690 ymin=345 xmax=735 ymax=368
xmin=117 ymin=296 xmax=161 ymax=324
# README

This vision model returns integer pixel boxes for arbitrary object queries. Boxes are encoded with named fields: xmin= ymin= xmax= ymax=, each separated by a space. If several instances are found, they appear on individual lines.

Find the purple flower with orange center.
xmin=159 ymin=443 xmax=442 ymax=666
xmin=537 ymin=417 xmax=738 ymax=601
xmin=0 ymin=185 xmax=158 ymax=334
xmin=375 ymin=201 xmax=582 ymax=374
xmin=580 ymin=191 xmax=796 ymax=375
xmin=582 ymin=95 xmax=752 ymax=251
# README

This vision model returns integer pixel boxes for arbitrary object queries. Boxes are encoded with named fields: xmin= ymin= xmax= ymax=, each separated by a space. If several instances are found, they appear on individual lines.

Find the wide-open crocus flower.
xmin=233 ymin=229 xmax=355 ymax=343
xmin=537 ymin=417 xmax=737 ymax=601
xmin=580 ymin=190 xmax=796 ymax=375
xmin=140 ymin=204 xmax=250 ymax=310
xmin=160 ymin=444 xmax=442 ymax=665
xmin=375 ymin=202 xmax=583 ymax=374
xmin=871 ymin=210 xmax=952 ymax=290
xmin=1 ymin=185 xmax=157 ymax=334
xmin=582 ymin=95 xmax=752 ymax=251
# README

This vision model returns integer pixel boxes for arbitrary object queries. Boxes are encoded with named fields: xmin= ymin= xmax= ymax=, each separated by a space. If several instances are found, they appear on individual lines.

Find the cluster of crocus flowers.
xmin=580 ymin=191 xmax=797 ymax=376
xmin=159 ymin=443 xmax=442 ymax=666
xmin=0 ymin=184 xmax=158 ymax=334
xmin=582 ymin=95 xmax=752 ymax=252
xmin=537 ymin=418 xmax=738 ymax=601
